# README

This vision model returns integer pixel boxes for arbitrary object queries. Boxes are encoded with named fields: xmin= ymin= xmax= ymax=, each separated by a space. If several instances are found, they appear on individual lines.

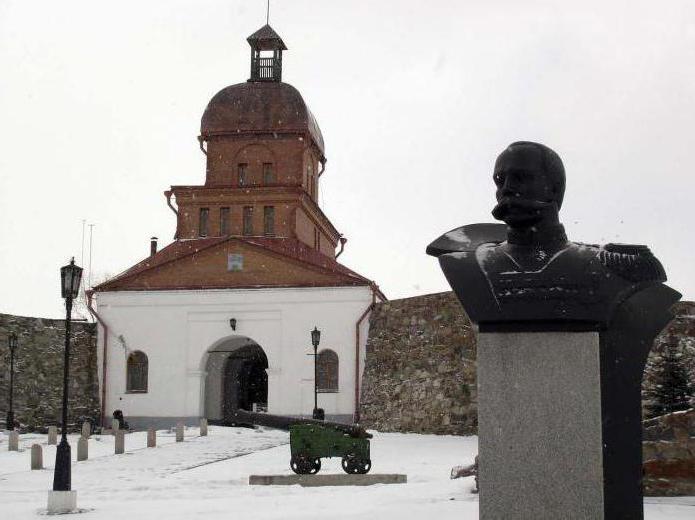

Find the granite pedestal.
xmin=478 ymin=332 xmax=604 ymax=518
xmin=47 ymin=490 xmax=77 ymax=514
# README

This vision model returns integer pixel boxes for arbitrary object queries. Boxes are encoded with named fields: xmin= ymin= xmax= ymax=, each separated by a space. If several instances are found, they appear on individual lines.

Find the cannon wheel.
xmin=290 ymin=454 xmax=322 ymax=475
xmin=341 ymin=454 xmax=372 ymax=475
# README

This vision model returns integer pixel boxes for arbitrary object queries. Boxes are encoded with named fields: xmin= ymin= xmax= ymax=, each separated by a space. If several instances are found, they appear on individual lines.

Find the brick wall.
xmin=206 ymin=136 xmax=305 ymax=187
xmin=642 ymin=409 xmax=695 ymax=496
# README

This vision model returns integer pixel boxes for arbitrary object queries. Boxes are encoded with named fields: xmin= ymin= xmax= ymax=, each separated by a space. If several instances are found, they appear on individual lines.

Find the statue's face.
xmin=492 ymin=146 xmax=559 ymax=228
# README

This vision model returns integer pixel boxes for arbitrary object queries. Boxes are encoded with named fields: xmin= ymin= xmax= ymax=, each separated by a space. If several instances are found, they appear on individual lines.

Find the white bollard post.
xmin=8 ymin=430 xmax=19 ymax=451
xmin=31 ymin=444 xmax=43 ymax=469
xmin=81 ymin=421 xmax=91 ymax=439
xmin=77 ymin=437 xmax=88 ymax=461
xmin=147 ymin=427 xmax=156 ymax=448
xmin=200 ymin=418 xmax=208 ymax=437
xmin=115 ymin=430 xmax=125 ymax=454
xmin=47 ymin=426 xmax=57 ymax=445
xmin=175 ymin=422 xmax=184 ymax=442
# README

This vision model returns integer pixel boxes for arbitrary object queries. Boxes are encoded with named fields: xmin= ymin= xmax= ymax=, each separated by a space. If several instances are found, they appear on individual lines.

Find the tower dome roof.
xmin=200 ymin=81 xmax=325 ymax=157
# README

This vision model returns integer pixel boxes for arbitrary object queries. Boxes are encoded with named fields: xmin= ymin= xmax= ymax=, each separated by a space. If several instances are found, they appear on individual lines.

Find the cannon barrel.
xmin=229 ymin=409 xmax=372 ymax=439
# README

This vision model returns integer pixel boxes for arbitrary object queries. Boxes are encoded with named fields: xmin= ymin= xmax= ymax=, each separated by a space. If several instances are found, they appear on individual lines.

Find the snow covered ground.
xmin=0 ymin=427 xmax=693 ymax=519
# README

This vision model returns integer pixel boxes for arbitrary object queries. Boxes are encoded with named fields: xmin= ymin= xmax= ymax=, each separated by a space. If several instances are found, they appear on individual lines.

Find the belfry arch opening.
xmin=203 ymin=336 xmax=268 ymax=423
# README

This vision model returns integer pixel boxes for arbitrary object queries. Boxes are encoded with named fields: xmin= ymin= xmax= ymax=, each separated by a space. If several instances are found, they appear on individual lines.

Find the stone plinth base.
xmin=47 ymin=490 xmax=77 ymax=514
xmin=249 ymin=474 xmax=407 ymax=486
xmin=478 ymin=332 xmax=604 ymax=519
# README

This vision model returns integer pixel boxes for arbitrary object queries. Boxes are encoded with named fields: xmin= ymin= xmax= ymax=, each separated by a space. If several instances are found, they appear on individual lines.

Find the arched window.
xmin=126 ymin=351 xmax=148 ymax=393
xmin=317 ymin=349 xmax=338 ymax=393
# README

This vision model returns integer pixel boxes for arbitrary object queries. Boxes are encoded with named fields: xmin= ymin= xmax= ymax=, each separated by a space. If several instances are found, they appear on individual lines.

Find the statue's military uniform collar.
xmin=506 ymin=223 xmax=568 ymax=247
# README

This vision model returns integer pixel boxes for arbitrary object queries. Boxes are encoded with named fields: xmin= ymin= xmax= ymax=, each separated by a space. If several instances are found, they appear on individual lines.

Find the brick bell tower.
xmin=167 ymin=24 xmax=338 ymax=257
xmin=97 ymin=24 xmax=373 ymax=292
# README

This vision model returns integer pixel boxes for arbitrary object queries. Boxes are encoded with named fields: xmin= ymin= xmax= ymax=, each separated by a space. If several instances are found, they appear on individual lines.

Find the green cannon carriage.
xmin=231 ymin=409 xmax=373 ymax=475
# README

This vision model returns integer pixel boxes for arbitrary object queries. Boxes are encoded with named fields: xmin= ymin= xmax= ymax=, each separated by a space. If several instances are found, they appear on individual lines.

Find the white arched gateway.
xmin=201 ymin=335 xmax=268 ymax=422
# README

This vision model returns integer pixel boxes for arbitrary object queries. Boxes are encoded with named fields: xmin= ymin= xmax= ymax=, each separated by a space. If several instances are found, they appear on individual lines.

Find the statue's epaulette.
xmin=426 ymin=223 xmax=507 ymax=257
xmin=597 ymin=243 xmax=666 ymax=283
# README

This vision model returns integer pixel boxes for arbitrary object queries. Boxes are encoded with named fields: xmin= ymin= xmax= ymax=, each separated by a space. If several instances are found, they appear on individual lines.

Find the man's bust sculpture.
xmin=427 ymin=141 xmax=672 ymax=330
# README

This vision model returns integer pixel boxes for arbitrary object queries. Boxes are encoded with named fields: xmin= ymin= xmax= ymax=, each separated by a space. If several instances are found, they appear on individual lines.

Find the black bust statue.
xmin=427 ymin=141 xmax=674 ymax=331
xmin=428 ymin=142 xmax=681 ymax=518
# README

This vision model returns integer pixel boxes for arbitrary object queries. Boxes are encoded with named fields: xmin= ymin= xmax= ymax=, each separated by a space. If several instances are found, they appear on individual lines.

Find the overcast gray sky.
xmin=1 ymin=0 xmax=694 ymax=318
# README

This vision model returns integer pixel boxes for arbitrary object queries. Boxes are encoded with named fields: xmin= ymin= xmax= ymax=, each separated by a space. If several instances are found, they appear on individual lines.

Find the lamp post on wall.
xmin=52 ymin=258 xmax=83 ymax=496
xmin=6 ymin=332 xmax=18 ymax=430
xmin=310 ymin=327 xmax=324 ymax=420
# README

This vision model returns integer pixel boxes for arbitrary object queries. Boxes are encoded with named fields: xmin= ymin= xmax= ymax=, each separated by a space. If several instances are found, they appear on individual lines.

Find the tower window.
xmin=264 ymin=206 xmax=275 ymax=236
xmin=263 ymin=163 xmax=274 ymax=184
xmin=199 ymin=208 xmax=209 ymax=237
xmin=220 ymin=207 xmax=230 ymax=236
xmin=317 ymin=349 xmax=339 ymax=392
xmin=126 ymin=351 xmax=148 ymax=393
xmin=238 ymin=163 xmax=248 ymax=186
xmin=243 ymin=206 xmax=254 ymax=235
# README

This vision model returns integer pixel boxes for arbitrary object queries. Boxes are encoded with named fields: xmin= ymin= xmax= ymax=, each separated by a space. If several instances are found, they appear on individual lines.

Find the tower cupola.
xmin=247 ymin=24 xmax=287 ymax=82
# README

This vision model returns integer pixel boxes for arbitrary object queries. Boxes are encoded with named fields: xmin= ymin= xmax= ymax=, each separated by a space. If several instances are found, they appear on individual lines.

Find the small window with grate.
xmin=263 ymin=163 xmax=274 ymax=184
xmin=264 ymin=206 xmax=275 ymax=236
xmin=199 ymin=208 xmax=209 ymax=237
xmin=317 ymin=350 xmax=339 ymax=392
xmin=243 ymin=206 xmax=253 ymax=236
xmin=238 ymin=163 xmax=248 ymax=186
xmin=126 ymin=351 xmax=148 ymax=393
xmin=220 ymin=207 xmax=230 ymax=236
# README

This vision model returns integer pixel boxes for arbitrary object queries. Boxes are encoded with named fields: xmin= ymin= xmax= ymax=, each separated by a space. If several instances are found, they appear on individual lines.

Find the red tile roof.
xmin=94 ymin=236 xmax=376 ymax=292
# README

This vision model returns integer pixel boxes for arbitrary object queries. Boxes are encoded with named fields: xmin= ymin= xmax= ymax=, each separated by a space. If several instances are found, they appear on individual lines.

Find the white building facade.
xmin=95 ymin=286 xmax=374 ymax=429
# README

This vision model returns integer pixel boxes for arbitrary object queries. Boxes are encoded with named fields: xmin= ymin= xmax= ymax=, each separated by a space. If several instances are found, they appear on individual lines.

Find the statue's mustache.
xmin=492 ymin=197 xmax=555 ymax=219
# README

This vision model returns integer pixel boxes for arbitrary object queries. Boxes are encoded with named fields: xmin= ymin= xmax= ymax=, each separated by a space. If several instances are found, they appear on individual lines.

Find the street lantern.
xmin=310 ymin=327 xmax=324 ymax=420
xmin=6 ymin=332 xmax=18 ymax=429
xmin=52 ymin=257 xmax=83 ymax=496
xmin=311 ymin=327 xmax=321 ymax=348
xmin=60 ymin=258 xmax=83 ymax=299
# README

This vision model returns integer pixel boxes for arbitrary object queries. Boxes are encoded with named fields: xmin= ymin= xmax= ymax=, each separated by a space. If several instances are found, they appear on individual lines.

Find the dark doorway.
xmin=222 ymin=345 xmax=268 ymax=420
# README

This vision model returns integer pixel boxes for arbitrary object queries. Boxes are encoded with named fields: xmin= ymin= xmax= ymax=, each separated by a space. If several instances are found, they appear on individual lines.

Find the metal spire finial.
xmin=266 ymin=0 xmax=270 ymax=24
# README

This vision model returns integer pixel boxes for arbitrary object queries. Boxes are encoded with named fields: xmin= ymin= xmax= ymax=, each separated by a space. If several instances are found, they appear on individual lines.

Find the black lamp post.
xmin=53 ymin=257 xmax=83 ymax=492
xmin=310 ymin=327 xmax=324 ymax=420
xmin=6 ymin=332 xmax=18 ymax=430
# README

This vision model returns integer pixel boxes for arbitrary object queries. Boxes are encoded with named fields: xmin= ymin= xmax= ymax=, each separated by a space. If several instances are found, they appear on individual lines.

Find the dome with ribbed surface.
xmin=200 ymin=81 xmax=324 ymax=156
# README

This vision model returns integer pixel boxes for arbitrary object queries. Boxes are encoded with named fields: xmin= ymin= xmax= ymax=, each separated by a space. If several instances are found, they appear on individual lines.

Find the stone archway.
xmin=202 ymin=336 xmax=268 ymax=422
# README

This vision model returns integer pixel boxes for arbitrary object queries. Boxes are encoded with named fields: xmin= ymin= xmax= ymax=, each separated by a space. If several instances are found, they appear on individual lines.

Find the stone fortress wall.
xmin=0 ymin=313 xmax=100 ymax=431
xmin=642 ymin=301 xmax=695 ymax=415
xmin=360 ymin=292 xmax=695 ymax=434
xmin=360 ymin=292 xmax=695 ymax=495
xmin=360 ymin=292 xmax=478 ymax=435
xmin=1 ymin=293 xmax=692 ymax=437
